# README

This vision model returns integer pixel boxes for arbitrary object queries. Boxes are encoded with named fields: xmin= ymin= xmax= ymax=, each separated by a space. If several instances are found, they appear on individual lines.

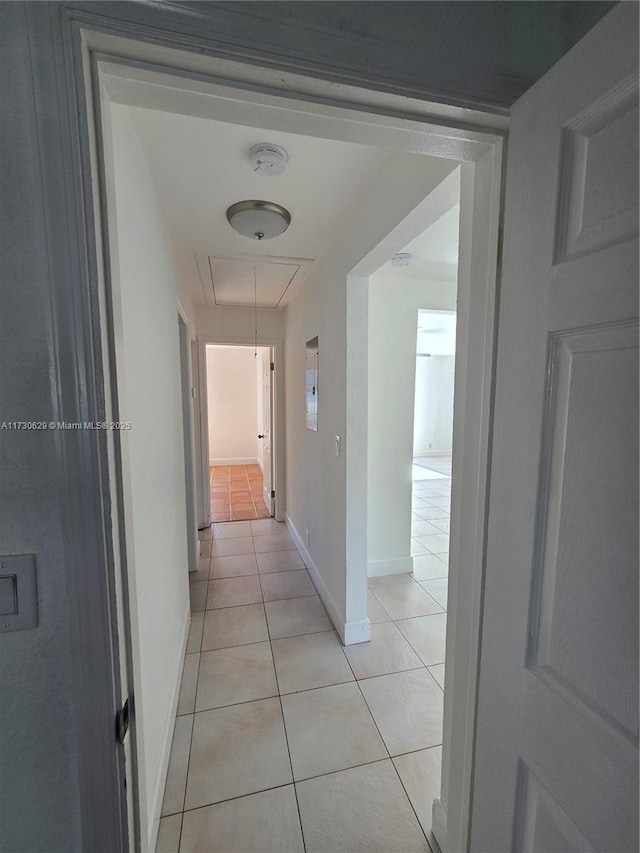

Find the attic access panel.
xmin=207 ymin=256 xmax=304 ymax=309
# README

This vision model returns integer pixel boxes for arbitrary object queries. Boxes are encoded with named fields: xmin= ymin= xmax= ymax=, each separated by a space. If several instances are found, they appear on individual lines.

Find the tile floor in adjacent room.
xmin=210 ymin=464 xmax=271 ymax=523
xmin=158 ymin=477 xmax=450 ymax=852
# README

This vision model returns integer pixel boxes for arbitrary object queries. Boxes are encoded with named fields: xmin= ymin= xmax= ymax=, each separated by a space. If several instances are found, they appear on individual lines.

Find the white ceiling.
xmin=126 ymin=106 xmax=394 ymax=308
xmin=376 ymin=204 xmax=460 ymax=281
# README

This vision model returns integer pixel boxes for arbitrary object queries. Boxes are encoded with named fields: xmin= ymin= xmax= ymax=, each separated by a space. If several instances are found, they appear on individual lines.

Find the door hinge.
xmin=270 ymin=362 xmax=275 ymax=371
xmin=116 ymin=698 xmax=130 ymax=744
xmin=271 ymin=490 xmax=275 ymax=498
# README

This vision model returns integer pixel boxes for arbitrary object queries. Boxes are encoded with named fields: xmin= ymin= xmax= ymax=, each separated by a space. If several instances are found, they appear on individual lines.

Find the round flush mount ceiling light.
xmin=226 ymin=200 xmax=291 ymax=240
xmin=250 ymin=143 xmax=289 ymax=176
xmin=391 ymin=252 xmax=413 ymax=268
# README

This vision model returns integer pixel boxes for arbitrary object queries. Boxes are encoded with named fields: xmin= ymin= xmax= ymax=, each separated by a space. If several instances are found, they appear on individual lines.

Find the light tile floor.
xmin=158 ymin=514 xmax=449 ymax=853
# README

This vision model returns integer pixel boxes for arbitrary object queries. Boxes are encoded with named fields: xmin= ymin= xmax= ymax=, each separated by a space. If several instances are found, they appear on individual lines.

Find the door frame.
xmin=198 ymin=337 xmax=285 ymax=525
xmin=48 ymin=8 xmax=507 ymax=851
xmin=177 ymin=306 xmax=199 ymax=569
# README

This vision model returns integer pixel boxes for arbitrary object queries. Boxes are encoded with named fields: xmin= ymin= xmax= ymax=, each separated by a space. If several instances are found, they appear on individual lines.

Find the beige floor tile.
xmin=367 ymin=573 xmax=415 ymax=589
xmin=419 ymin=577 xmax=448 ymax=610
xmin=195 ymin=642 xmax=278 ymax=711
xmin=296 ymin=760 xmax=430 ymax=853
xmin=272 ymin=631 xmax=354 ymax=694
xmin=253 ymin=533 xmax=296 ymax=553
xmin=189 ymin=559 xmax=210 ymax=584
xmin=343 ymin=622 xmax=423 ymax=680
xmin=428 ymin=664 xmax=445 ymax=690
xmin=185 ymin=698 xmax=292 ymax=809
xmin=371 ymin=583 xmax=443 ymax=620
xmin=199 ymin=539 xmax=212 ymax=558
xmin=161 ymin=714 xmax=193 ymax=816
xmin=413 ymin=506 xmax=449 ymax=521
xmin=180 ymin=785 xmax=304 ymax=853
xmin=411 ymin=519 xmax=444 ymax=537
xmin=395 ymin=613 xmax=447 ymax=666
xmin=367 ymin=592 xmax=392 ymax=624
xmin=281 ymin=682 xmax=387 ymax=781
xmin=265 ymin=596 xmax=332 ymax=639
xmin=201 ymin=604 xmax=268 ymax=650
xmin=414 ymin=533 xmax=450 ymax=554
xmin=410 ymin=539 xmax=430 ymax=556
xmin=188 ymin=581 xmax=207 ymax=613
xmin=212 ymin=520 xmax=252 ymax=539
xmin=185 ymin=611 xmax=204 ymax=655
xmin=393 ymin=746 xmax=442 ymax=838
xmin=250 ymin=518 xmax=287 ymax=536
xmin=257 ymin=549 xmax=305 ymax=573
xmin=359 ymin=669 xmax=444 ymax=756
xmin=430 ymin=518 xmax=450 ymax=534
xmin=210 ymin=536 xmax=255 ymax=558
xmin=177 ymin=654 xmax=199 ymax=715
xmin=156 ymin=813 xmax=182 ymax=853
xmin=411 ymin=555 xmax=449 ymax=581
xmin=209 ymin=553 xmax=258 ymax=579
xmin=260 ymin=569 xmax=315 ymax=602
xmin=206 ymin=575 xmax=262 ymax=610
xmin=424 ymin=497 xmax=450 ymax=508
xmin=199 ymin=526 xmax=213 ymax=541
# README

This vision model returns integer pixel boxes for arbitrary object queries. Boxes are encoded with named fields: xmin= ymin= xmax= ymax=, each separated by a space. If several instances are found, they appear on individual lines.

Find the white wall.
xmin=367 ymin=276 xmax=456 ymax=576
xmin=285 ymin=152 xmax=458 ymax=639
xmin=109 ymin=104 xmax=191 ymax=850
xmin=413 ymin=355 xmax=456 ymax=455
xmin=206 ymin=345 xmax=259 ymax=465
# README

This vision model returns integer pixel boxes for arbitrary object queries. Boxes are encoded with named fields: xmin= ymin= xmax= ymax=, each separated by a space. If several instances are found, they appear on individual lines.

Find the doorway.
xmin=82 ymin=31 xmax=503 ymax=853
xmin=411 ymin=308 xmax=456 ymax=574
xmin=204 ymin=344 xmax=275 ymax=523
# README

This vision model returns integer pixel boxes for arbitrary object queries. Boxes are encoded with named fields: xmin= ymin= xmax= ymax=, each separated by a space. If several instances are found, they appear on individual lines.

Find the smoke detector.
xmin=391 ymin=252 xmax=413 ymax=268
xmin=250 ymin=143 xmax=289 ymax=177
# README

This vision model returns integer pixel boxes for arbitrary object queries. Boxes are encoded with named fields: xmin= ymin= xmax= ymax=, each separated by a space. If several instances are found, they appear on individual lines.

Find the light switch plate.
xmin=0 ymin=554 xmax=38 ymax=632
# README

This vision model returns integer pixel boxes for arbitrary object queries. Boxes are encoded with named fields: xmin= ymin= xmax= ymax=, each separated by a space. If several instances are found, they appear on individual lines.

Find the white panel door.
xmin=471 ymin=5 xmax=638 ymax=852
xmin=261 ymin=350 xmax=275 ymax=516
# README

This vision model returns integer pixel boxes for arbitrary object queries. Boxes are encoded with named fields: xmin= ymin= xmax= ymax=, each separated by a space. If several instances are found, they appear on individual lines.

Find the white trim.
xmin=286 ymin=514 xmax=371 ymax=646
xmin=72 ymin=25 xmax=506 ymax=853
xmin=209 ymin=457 xmax=260 ymax=467
xmin=367 ymin=556 xmax=414 ymax=577
xmin=199 ymin=335 xmax=285 ymax=523
xmin=146 ymin=602 xmax=190 ymax=853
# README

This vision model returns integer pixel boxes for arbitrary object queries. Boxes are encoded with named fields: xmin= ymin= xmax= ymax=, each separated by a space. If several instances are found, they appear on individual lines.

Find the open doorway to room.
xmin=204 ymin=344 xmax=275 ymax=522
xmin=410 ymin=308 xmax=456 ymax=595
xmin=363 ymin=182 xmax=461 ymax=844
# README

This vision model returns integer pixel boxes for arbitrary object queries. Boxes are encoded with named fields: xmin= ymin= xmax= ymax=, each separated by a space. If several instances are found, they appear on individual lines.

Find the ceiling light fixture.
xmin=226 ymin=200 xmax=291 ymax=240
xmin=250 ymin=143 xmax=289 ymax=176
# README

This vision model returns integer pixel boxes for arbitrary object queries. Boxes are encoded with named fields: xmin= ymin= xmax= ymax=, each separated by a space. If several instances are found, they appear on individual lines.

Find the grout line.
xmin=258 ymin=552 xmax=308 ymax=853
xmin=339 ymin=632 xmax=394 ymax=766
xmin=390 ymin=755 xmax=435 ymax=852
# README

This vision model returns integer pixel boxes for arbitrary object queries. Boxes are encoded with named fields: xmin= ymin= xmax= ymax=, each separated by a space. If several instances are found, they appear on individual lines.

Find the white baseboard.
xmin=210 ymin=456 xmax=260 ymax=466
xmin=367 ymin=556 xmax=414 ymax=577
xmin=285 ymin=514 xmax=370 ymax=646
xmin=146 ymin=601 xmax=191 ymax=853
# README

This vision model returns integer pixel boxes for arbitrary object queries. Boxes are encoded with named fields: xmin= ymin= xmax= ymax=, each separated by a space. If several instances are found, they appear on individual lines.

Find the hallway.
xmin=157 ymin=519 xmax=446 ymax=852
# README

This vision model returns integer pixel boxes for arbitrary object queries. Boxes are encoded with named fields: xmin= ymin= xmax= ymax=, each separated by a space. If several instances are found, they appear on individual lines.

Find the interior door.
xmin=471 ymin=5 xmax=638 ymax=852
xmin=261 ymin=349 xmax=275 ymax=516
